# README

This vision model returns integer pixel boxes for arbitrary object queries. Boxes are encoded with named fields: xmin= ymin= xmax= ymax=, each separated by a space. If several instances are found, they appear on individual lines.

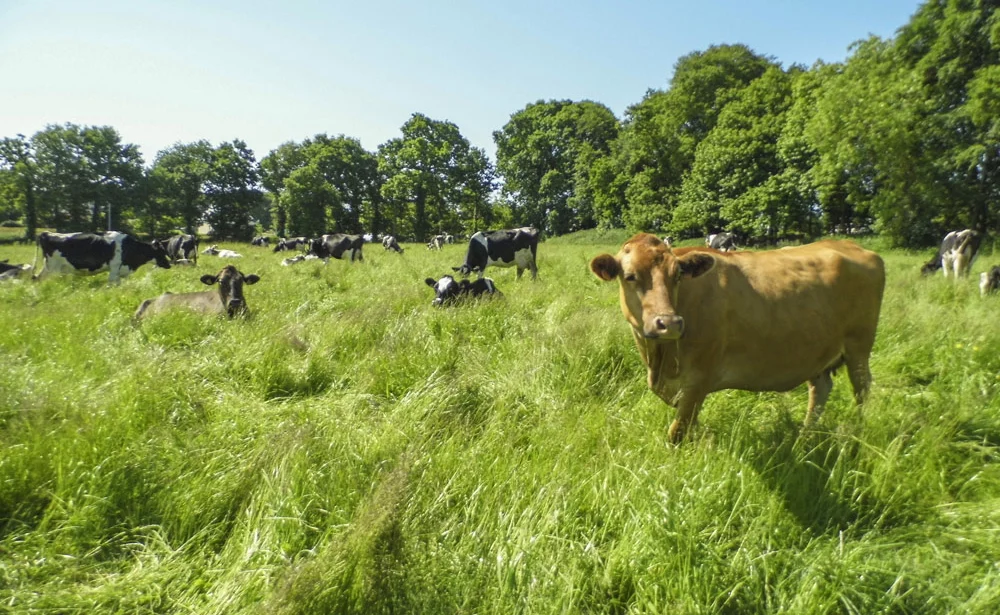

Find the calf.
xmin=273 ymin=237 xmax=308 ymax=252
xmin=981 ymin=266 xmax=1000 ymax=296
xmin=202 ymin=245 xmax=242 ymax=258
xmin=453 ymin=227 xmax=539 ymax=280
xmin=162 ymin=234 xmax=198 ymax=265
xmin=308 ymin=234 xmax=364 ymax=262
xmin=706 ymin=232 xmax=736 ymax=252
xmin=281 ymin=254 xmax=319 ymax=266
xmin=424 ymin=275 xmax=501 ymax=306
xmin=382 ymin=235 xmax=404 ymax=253
xmin=591 ymin=234 xmax=885 ymax=443
xmin=134 ymin=265 xmax=260 ymax=319
xmin=921 ymin=229 xmax=981 ymax=278
xmin=35 ymin=231 xmax=171 ymax=284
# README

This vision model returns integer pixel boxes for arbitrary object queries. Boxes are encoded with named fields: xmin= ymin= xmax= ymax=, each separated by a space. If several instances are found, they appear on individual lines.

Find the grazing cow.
xmin=590 ymin=233 xmax=885 ymax=443
xmin=163 ymin=234 xmax=198 ymax=265
xmin=424 ymin=275 xmax=501 ymax=306
xmin=273 ymin=237 xmax=308 ymax=252
xmin=35 ymin=231 xmax=171 ymax=284
xmin=202 ymin=245 xmax=242 ymax=258
xmin=134 ymin=265 xmax=260 ymax=319
xmin=251 ymin=235 xmax=270 ymax=247
xmin=706 ymin=232 xmax=737 ymax=252
xmin=453 ymin=227 xmax=539 ymax=280
xmin=921 ymin=229 xmax=981 ymax=278
xmin=382 ymin=235 xmax=404 ymax=253
xmin=444 ymin=233 xmax=454 ymax=244
xmin=308 ymin=234 xmax=364 ymax=262
xmin=427 ymin=235 xmax=445 ymax=250
xmin=981 ymin=266 xmax=1000 ymax=296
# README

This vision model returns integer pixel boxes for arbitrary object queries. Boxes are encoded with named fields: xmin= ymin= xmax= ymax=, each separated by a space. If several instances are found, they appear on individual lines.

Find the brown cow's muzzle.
xmin=643 ymin=313 xmax=684 ymax=340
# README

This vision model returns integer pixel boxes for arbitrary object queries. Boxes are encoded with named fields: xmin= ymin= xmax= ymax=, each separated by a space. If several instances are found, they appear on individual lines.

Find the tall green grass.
xmin=1 ymin=236 xmax=999 ymax=614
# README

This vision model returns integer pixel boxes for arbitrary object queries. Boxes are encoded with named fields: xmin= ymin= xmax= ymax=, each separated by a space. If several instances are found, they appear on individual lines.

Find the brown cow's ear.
xmin=200 ymin=274 xmax=218 ymax=286
xmin=679 ymin=253 xmax=715 ymax=278
xmin=590 ymin=254 xmax=621 ymax=281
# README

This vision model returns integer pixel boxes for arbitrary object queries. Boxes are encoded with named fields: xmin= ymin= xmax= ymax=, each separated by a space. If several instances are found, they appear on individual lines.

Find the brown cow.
xmin=134 ymin=265 xmax=260 ymax=320
xmin=590 ymin=233 xmax=885 ymax=443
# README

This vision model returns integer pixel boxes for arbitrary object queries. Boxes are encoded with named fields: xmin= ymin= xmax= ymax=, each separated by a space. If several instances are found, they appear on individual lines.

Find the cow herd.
xmin=2 ymin=226 xmax=993 ymax=443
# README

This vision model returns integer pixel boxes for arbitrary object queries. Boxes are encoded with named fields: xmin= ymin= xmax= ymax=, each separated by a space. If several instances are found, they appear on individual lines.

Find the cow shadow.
xmin=741 ymin=412 xmax=913 ymax=536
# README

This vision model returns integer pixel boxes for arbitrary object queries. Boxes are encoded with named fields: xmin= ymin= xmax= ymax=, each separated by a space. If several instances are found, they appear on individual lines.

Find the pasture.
xmin=1 ymin=231 xmax=999 ymax=614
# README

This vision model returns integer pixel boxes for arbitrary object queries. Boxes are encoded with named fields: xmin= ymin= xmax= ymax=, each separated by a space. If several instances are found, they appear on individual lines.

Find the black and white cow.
xmin=35 ymin=231 xmax=171 ymax=284
xmin=202 ymin=245 xmax=243 ymax=258
xmin=382 ymin=235 xmax=404 ymax=253
xmin=0 ymin=260 xmax=32 ymax=281
xmin=980 ymin=266 xmax=1000 ymax=296
xmin=453 ymin=227 xmax=539 ymax=280
xmin=921 ymin=229 xmax=981 ymax=278
xmin=163 ymin=234 xmax=198 ymax=265
xmin=444 ymin=233 xmax=454 ymax=244
xmin=424 ymin=275 xmax=501 ymax=306
xmin=706 ymin=232 xmax=737 ymax=252
xmin=427 ymin=235 xmax=445 ymax=250
xmin=273 ymin=237 xmax=308 ymax=252
xmin=134 ymin=265 xmax=260 ymax=319
xmin=251 ymin=235 xmax=270 ymax=247
xmin=662 ymin=236 xmax=674 ymax=248
xmin=308 ymin=234 xmax=364 ymax=262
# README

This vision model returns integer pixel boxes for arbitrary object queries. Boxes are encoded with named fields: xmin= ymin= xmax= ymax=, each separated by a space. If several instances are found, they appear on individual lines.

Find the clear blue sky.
xmin=0 ymin=0 xmax=923 ymax=164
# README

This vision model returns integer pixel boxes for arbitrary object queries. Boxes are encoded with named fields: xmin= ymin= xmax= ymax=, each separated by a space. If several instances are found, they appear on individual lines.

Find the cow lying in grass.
xmin=134 ymin=265 xmax=260 ymax=319
xmin=424 ymin=275 xmax=501 ymax=306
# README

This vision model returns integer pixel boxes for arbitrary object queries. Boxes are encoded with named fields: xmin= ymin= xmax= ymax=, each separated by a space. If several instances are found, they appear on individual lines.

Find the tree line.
xmin=2 ymin=0 xmax=997 ymax=247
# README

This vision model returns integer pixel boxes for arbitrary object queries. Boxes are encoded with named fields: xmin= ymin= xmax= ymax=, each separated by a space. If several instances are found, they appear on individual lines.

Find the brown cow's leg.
xmin=667 ymin=389 xmax=706 ymax=444
xmin=805 ymin=370 xmax=834 ymax=426
xmin=845 ymin=355 xmax=872 ymax=407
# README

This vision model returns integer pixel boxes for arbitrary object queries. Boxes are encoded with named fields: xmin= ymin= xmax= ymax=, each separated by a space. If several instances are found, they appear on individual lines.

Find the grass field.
xmin=1 ymin=231 xmax=999 ymax=614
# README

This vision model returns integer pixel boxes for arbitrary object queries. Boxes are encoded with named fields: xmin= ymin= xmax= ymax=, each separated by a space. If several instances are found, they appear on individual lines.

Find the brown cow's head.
xmin=590 ymin=233 xmax=715 ymax=340
xmin=201 ymin=265 xmax=260 ymax=317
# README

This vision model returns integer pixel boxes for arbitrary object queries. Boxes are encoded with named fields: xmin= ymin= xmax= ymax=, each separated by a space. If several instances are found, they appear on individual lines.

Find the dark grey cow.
xmin=162 ymin=234 xmax=198 ymax=265
xmin=382 ymin=235 xmax=404 ymax=253
xmin=273 ymin=237 xmax=308 ymax=252
xmin=980 ymin=266 xmax=1000 ymax=296
xmin=134 ymin=265 xmax=260 ymax=319
xmin=706 ymin=232 xmax=736 ymax=252
xmin=424 ymin=275 xmax=501 ymax=306
xmin=453 ymin=227 xmax=539 ymax=280
xmin=36 ymin=231 xmax=171 ymax=284
xmin=921 ymin=229 xmax=981 ymax=278
xmin=308 ymin=234 xmax=364 ymax=262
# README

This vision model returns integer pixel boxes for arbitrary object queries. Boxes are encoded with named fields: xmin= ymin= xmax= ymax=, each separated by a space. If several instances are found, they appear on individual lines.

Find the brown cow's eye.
xmin=624 ymin=273 xmax=637 ymax=282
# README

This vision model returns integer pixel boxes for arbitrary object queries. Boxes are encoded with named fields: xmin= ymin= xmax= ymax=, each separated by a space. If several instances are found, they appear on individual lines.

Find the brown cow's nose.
xmin=645 ymin=314 xmax=684 ymax=339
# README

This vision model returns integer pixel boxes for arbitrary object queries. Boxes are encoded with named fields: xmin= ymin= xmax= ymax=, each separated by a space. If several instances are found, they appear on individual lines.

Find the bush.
xmin=1 ymin=219 xmax=24 ymax=227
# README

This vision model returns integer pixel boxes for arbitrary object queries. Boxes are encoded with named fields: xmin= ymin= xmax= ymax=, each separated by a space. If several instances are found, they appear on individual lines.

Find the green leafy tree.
xmin=675 ymin=67 xmax=796 ymax=241
xmin=494 ymin=100 xmax=618 ymax=235
xmin=148 ymin=140 xmax=214 ymax=236
xmin=601 ymin=44 xmax=778 ymax=234
xmin=260 ymin=141 xmax=307 ymax=237
xmin=0 ymin=135 xmax=39 ymax=238
xmin=205 ymin=140 xmax=260 ymax=240
xmin=380 ymin=113 xmax=493 ymax=241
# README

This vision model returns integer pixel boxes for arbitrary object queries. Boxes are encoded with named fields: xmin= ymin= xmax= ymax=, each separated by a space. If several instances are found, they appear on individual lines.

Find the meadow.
xmin=1 ymin=230 xmax=999 ymax=614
